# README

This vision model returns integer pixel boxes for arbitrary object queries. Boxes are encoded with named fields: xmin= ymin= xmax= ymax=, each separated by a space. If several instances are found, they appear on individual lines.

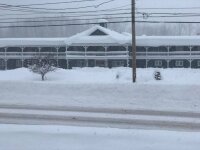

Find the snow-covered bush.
xmin=28 ymin=54 xmax=57 ymax=81
xmin=154 ymin=71 xmax=162 ymax=80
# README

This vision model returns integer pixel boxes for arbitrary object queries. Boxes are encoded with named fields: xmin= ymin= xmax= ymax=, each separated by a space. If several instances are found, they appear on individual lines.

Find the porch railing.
xmin=0 ymin=51 xmax=200 ymax=60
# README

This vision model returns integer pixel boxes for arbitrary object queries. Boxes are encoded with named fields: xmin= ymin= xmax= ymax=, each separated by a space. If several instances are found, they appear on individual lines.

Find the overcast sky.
xmin=0 ymin=0 xmax=199 ymax=21
xmin=0 ymin=0 xmax=200 ymax=37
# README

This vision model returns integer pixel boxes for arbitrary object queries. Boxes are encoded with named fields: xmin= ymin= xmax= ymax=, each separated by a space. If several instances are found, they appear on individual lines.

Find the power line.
xmin=0 ymin=20 xmax=132 ymax=28
xmin=0 ymin=12 xmax=131 ymax=21
xmin=0 ymin=16 xmax=131 ymax=24
xmin=1 ymin=20 xmax=200 ymax=28
xmin=0 ymin=4 xmax=130 ymax=15
xmin=14 ymin=0 xmax=101 ymax=6
xmin=137 ymin=7 xmax=200 ymax=10
xmin=0 ymin=4 xmax=130 ymax=17
xmin=0 ymin=0 xmax=115 ymax=11
xmin=2 ymin=13 xmax=200 ymax=24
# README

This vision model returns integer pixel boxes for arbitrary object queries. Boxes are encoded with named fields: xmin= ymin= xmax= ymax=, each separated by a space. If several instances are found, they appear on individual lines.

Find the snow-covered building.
xmin=1 ymin=21 xmax=200 ymax=70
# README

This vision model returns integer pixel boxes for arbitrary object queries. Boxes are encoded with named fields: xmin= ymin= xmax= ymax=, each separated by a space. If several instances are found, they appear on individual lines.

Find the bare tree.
xmin=28 ymin=53 xmax=57 ymax=81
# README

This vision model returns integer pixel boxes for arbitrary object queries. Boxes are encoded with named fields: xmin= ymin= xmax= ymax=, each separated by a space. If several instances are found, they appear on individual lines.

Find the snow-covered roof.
xmin=65 ymin=25 xmax=130 ymax=46
xmin=135 ymin=36 xmax=200 ymax=47
xmin=98 ymin=19 xmax=108 ymax=23
xmin=0 ymin=38 xmax=67 ymax=47
xmin=2 ymin=27 xmax=200 ymax=48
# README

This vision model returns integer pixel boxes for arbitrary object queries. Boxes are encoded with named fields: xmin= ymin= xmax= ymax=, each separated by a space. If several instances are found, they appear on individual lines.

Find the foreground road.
xmin=0 ymin=104 xmax=200 ymax=131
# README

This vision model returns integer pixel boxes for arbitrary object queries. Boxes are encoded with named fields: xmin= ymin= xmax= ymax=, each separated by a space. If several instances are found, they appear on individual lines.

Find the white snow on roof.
xmin=65 ymin=25 xmax=130 ymax=46
xmin=135 ymin=36 xmax=200 ymax=47
xmin=0 ymin=38 xmax=67 ymax=47
xmin=98 ymin=19 xmax=109 ymax=23
xmin=1 ymin=27 xmax=200 ymax=48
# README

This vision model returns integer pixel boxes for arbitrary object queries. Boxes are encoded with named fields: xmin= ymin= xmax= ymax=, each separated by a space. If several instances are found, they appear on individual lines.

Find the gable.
xmin=90 ymin=29 xmax=108 ymax=36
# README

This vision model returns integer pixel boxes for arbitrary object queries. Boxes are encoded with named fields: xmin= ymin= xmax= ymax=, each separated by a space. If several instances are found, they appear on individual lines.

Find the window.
xmin=16 ymin=60 xmax=22 ymax=67
xmin=170 ymin=46 xmax=189 ymax=52
xmin=0 ymin=60 xmax=5 ymax=68
xmin=90 ymin=29 xmax=107 ymax=36
xmin=77 ymin=60 xmax=85 ymax=67
xmin=155 ymin=60 xmax=162 ymax=67
xmin=175 ymin=60 xmax=184 ymax=67
xmin=197 ymin=61 xmax=200 ymax=67
xmin=112 ymin=61 xmax=125 ymax=67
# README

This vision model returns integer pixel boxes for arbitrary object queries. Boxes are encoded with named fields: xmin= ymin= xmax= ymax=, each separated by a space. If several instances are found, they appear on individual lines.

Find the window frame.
xmin=175 ymin=60 xmax=184 ymax=67
xmin=154 ymin=60 xmax=162 ymax=67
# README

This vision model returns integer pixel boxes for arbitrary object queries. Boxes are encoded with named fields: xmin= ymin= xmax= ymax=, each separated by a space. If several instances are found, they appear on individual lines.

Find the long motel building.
xmin=1 ymin=21 xmax=200 ymax=70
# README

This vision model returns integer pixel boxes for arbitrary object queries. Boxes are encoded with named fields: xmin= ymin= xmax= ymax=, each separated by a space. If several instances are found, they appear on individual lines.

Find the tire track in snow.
xmin=0 ymin=104 xmax=200 ymax=131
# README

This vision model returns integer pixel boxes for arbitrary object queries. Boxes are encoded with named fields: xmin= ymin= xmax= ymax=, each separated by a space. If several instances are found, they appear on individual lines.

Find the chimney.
xmin=98 ymin=19 xmax=108 ymax=28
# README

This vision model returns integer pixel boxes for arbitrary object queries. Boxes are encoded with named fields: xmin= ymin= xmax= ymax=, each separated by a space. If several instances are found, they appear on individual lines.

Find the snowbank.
xmin=0 ymin=67 xmax=200 ymax=85
xmin=0 ymin=67 xmax=200 ymax=112
xmin=0 ymin=124 xmax=199 ymax=150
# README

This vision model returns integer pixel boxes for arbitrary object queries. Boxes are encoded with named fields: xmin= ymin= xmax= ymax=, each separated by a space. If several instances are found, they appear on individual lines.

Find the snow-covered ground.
xmin=1 ymin=67 xmax=200 ymax=84
xmin=0 ymin=67 xmax=199 ymax=112
xmin=0 ymin=124 xmax=199 ymax=150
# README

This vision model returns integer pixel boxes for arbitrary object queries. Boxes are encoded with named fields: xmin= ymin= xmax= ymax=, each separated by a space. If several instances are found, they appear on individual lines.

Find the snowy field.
xmin=0 ymin=124 xmax=199 ymax=150
xmin=0 ymin=67 xmax=200 ymax=112
xmin=1 ymin=67 xmax=200 ymax=84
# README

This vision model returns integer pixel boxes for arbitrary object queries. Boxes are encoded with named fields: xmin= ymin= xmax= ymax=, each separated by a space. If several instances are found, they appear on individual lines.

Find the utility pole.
xmin=132 ymin=0 xmax=136 ymax=82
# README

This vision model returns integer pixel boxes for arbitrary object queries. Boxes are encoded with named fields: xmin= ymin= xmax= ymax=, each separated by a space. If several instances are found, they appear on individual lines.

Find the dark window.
xmin=155 ymin=60 xmax=162 ymax=67
xmin=87 ymin=46 xmax=105 ymax=51
xmin=58 ymin=47 xmax=66 ymax=52
xmin=68 ymin=46 xmax=84 ymax=51
xmin=175 ymin=60 xmax=184 ymax=67
xmin=107 ymin=46 xmax=126 ymax=51
xmin=170 ymin=46 xmax=189 ymax=51
xmin=7 ymin=47 xmax=22 ymax=52
xmin=136 ymin=47 xmax=146 ymax=52
xmin=77 ymin=60 xmax=85 ymax=67
xmin=23 ymin=47 xmax=39 ymax=52
xmin=192 ymin=46 xmax=200 ymax=51
xmin=16 ymin=60 xmax=22 ymax=67
xmin=40 ymin=47 xmax=56 ymax=52
xmin=0 ymin=48 xmax=5 ymax=52
xmin=112 ymin=61 xmax=125 ymax=67
xmin=90 ymin=29 xmax=107 ymax=36
xmin=0 ymin=59 xmax=5 ymax=67
xmin=148 ymin=46 xmax=167 ymax=52
xmin=197 ymin=61 xmax=200 ymax=67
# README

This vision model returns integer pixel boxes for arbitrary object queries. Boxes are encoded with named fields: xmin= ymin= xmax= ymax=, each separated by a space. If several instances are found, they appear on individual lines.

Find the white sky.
xmin=0 ymin=0 xmax=199 ymax=22
xmin=0 ymin=0 xmax=200 ymax=35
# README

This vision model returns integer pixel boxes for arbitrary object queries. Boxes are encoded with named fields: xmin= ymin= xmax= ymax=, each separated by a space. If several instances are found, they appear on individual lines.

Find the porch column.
xmin=189 ymin=60 xmax=192 ymax=68
xmin=5 ymin=48 xmax=7 ymax=70
xmin=146 ymin=59 xmax=148 ymax=68
xmin=167 ymin=60 xmax=170 ymax=68
xmin=21 ymin=47 xmax=24 ymax=68
xmin=145 ymin=47 xmax=148 ymax=68
xmin=5 ymin=59 xmax=7 ymax=70
xmin=84 ymin=46 xmax=88 ymax=67
xmin=167 ymin=46 xmax=170 ymax=57
xmin=189 ymin=46 xmax=192 ymax=68
xmin=56 ymin=47 xmax=59 ymax=67
xmin=39 ymin=47 xmax=41 ymax=55
xmin=66 ymin=46 xmax=68 ymax=69
xmin=104 ymin=46 xmax=108 ymax=67
xmin=126 ymin=46 xmax=129 ymax=67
